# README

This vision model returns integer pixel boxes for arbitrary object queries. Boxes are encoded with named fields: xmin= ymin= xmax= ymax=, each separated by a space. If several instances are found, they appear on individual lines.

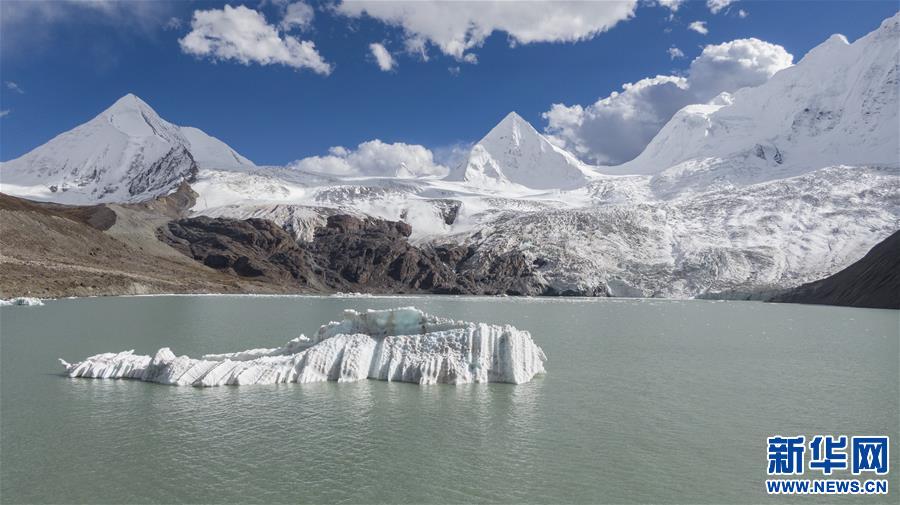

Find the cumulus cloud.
xmin=335 ymin=0 xmax=637 ymax=62
xmin=738 ymin=9 xmax=749 ymax=18
xmin=280 ymin=1 xmax=314 ymax=31
xmin=5 ymin=81 xmax=24 ymax=94
xmin=707 ymin=0 xmax=736 ymax=14
xmin=404 ymin=35 xmax=429 ymax=61
xmin=688 ymin=21 xmax=709 ymax=35
xmin=657 ymin=0 xmax=685 ymax=12
xmin=164 ymin=16 xmax=183 ymax=31
xmin=433 ymin=141 xmax=474 ymax=168
xmin=290 ymin=140 xmax=448 ymax=178
xmin=667 ymin=46 xmax=685 ymax=59
xmin=179 ymin=5 xmax=331 ymax=74
xmin=543 ymin=38 xmax=793 ymax=165
xmin=369 ymin=42 xmax=396 ymax=71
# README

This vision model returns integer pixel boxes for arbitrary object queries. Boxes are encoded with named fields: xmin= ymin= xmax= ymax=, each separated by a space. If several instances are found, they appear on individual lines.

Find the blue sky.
xmin=1 ymin=0 xmax=898 ymax=166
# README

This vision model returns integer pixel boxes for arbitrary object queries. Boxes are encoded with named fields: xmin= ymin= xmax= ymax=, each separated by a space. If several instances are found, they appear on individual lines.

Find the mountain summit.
xmin=0 ymin=94 xmax=254 ymax=204
xmin=448 ymin=112 xmax=597 ymax=190
xmin=608 ymin=11 xmax=900 ymax=181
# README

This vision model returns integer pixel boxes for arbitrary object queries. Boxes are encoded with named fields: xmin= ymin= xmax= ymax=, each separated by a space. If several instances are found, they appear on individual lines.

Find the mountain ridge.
xmin=0 ymin=93 xmax=254 ymax=204
xmin=447 ymin=111 xmax=598 ymax=190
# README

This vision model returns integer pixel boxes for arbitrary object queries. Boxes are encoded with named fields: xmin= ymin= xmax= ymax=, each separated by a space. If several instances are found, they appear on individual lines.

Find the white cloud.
xmin=0 ymin=110 xmax=9 ymax=118
xmin=667 ymin=46 xmax=685 ymax=59
xmin=280 ymin=1 xmax=314 ymax=31
xmin=688 ymin=21 xmax=709 ymax=35
xmin=543 ymin=38 xmax=792 ymax=165
xmin=5 ymin=81 xmax=24 ymax=94
xmin=657 ymin=0 xmax=685 ymax=12
xmin=687 ymin=37 xmax=793 ymax=98
xmin=335 ymin=0 xmax=637 ymax=62
xmin=1 ymin=0 xmax=172 ymax=48
xmin=164 ymin=16 xmax=183 ymax=31
xmin=738 ymin=9 xmax=749 ymax=18
xmin=433 ymin=141 xmax=473 ymax=168
xmin=179 ymin=5 xmax=331 ymax=74
xmin=404 ymin=35 xmax=429 ymax=61
xmin=707 ymin=0 xmax=736 ymax=14
xmin=291 ymin=140 xmax=448 ymax=178
xmin=369 ymin=42 xmax=396 ymax=71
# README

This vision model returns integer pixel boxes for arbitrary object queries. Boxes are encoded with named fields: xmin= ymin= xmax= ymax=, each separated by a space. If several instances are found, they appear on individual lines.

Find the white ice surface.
xmin=0 ymin=297 xmax=45 ymax=306
xmin=59 ymin=308 xmax=547 ymax=386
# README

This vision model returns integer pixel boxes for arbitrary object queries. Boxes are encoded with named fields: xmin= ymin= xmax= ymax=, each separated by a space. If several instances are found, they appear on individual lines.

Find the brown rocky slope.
xmin=1 ymin=189 xmax=548 ymax=298
xmin=159 ymin=214 xmax=546 ymax=295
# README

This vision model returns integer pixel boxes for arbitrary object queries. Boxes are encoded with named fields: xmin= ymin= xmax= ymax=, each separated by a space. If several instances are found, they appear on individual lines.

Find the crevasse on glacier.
xmin=59 ymin=307 xmax=548 ymax=386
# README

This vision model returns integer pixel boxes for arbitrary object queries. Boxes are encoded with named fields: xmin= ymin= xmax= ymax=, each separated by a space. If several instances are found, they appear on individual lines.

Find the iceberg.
xmin=0 ymin=297 xmax=44 ymax=307
xmin=59 ymin=307 xmax=547 ymax=386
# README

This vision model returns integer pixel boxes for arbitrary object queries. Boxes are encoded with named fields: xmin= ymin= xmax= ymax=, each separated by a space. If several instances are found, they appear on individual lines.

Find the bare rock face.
xmin=309 ymin=215 xmax=457 ymax=292
xmin=159 ymin=214 xmax=549 ymax=295
xmin=160 ymin=216 xmax=325 ymax=289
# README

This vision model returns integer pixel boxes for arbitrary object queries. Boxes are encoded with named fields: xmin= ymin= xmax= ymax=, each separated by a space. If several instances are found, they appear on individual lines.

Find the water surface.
xmin=1 ymin=296 xmax=897 ymax=503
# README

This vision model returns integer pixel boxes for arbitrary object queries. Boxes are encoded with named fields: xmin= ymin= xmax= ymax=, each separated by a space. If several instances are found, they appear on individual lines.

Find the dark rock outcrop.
xmin=128 ymin=147 xmax=198 ymax=198
xmin=159 ymin=214 xmax=548 ymax=295
xmin=160 ymin=216 xmax=328 ymax=289
xmin=769 ymin=230 xmax=900 ymax=309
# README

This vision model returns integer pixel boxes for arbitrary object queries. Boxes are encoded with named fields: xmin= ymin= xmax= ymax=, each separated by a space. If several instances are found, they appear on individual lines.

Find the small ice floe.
xmin=59 ymin=307 xmax=547 ymax=386
xmin=0 ymin=297 xmax=45 ymax=307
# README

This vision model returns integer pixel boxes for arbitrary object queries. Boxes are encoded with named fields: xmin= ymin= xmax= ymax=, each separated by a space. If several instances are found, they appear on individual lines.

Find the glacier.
xmin=58 ymin=308 xmax=548 ymax=386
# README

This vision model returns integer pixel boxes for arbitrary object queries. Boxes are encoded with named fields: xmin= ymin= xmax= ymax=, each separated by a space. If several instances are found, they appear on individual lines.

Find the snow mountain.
xmin=1 ymin=13 xmax=898 ymax=299
xmin=608 ymin=12 xmax=900 ymax=197
xmin=0 ymin=94 xmax=254 ymax=204
xmin=447 ymin=112 xmax=598 ymax=190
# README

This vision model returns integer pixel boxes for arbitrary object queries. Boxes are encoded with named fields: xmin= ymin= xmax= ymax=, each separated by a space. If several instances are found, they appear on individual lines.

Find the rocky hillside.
xmin=0 ymin=192 xmax=273 ymax=298
xmin=160 ymin=214 xmax=546 ymax=295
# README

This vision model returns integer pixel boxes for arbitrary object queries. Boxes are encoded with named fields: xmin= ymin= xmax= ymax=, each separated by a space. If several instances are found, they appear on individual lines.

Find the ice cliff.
xmin=58 ymin=307 xmax=547 ymax=386
xmin=0 ymin=297 xmax=45 ymax=307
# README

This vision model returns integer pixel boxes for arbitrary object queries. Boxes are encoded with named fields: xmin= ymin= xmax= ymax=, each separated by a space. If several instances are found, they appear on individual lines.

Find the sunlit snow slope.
xmin=447 ymin=112 xmax=599 ymax=190
xmin=0 ymin=94 xmax=254 ymax=204
xmin=606 ymin=14 xmax=899 ymax=190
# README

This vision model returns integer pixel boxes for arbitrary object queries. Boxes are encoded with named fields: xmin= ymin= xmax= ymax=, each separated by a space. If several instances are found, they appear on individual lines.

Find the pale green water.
xmin=0 ymin=296 xmax=897 ymax=504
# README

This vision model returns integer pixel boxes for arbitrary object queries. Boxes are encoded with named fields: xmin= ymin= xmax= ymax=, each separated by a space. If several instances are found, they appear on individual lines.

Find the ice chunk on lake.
xmin=59 ymin=307 xmax=547 ymax=386
xmin=0 ymin=297 xmax=44 ymax=306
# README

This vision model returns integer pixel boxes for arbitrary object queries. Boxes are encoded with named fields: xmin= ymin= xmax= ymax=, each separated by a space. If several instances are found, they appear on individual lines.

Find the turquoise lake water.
xmin=1 ymin=295 xmax=897 ymax=503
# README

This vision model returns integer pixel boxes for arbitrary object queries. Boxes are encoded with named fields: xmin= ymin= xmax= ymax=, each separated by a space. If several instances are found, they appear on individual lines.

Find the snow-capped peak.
xmin=448 ymin=111 xmax=597 ymax=190
xmin=104 ymin=92 xmax=154 ymax=115
xmin=99 ymin=93 xmax=187 ymax=144
xmin=489 ymin=111 xmax=533 ymax=148
xmin=605 ymin=10 xmax=900 ymax=180
xmin=0 ymin=94 xmax=255 ymax=204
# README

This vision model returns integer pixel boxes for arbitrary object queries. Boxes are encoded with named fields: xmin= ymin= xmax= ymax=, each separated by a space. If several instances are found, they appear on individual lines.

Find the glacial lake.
xmin=1 ymin=295 xmax=897 ymax=504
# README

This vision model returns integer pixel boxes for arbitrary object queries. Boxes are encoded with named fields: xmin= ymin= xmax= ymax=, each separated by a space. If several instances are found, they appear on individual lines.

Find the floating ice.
xmin=0 ymin=297 xmax=44 ymax=307
xmin=59 ymin=307 xmax=547 ymax=386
